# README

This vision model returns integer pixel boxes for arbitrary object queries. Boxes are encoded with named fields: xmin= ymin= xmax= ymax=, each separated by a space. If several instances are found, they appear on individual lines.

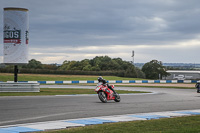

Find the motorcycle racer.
xmin=97 ymin=76 xmax=117 ymax=95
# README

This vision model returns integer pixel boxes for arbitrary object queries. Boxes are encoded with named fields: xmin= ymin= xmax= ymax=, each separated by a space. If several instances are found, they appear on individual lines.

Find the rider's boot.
xmin=112 ymin=89 xmax=117 ymax=97
xmin=108 ymin=85 xmax=117 ymax=97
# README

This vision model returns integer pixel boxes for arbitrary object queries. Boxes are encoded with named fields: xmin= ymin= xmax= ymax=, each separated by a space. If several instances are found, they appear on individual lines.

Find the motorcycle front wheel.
xmin=114 ymin=93 xmax=121 ymax=102
xmin=197 ymin=88 xmax=200 ymax=93
xmin=98 ymin=91 xmax=107 ymax=103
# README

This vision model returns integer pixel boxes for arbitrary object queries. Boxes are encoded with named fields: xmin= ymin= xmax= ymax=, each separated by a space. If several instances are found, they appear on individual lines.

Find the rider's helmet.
xmin=98 ymin=76 xmax=103 ymax=82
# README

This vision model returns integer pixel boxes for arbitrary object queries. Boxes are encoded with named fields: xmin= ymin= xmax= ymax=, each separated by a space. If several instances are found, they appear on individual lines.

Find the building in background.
xmin=164 ymin=70 xmax=200 ymax=80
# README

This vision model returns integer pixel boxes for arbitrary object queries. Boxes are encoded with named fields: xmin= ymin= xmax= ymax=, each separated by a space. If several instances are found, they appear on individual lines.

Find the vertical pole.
xmin=132 ymin=50 xmax=134 ymax=65
xmin=14 ymin=65 xmax=18 ymax=82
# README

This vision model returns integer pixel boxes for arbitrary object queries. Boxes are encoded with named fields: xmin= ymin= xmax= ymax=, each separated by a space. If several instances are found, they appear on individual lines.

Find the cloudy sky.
xmin=0 ymin=0 xmax=200 ymax=64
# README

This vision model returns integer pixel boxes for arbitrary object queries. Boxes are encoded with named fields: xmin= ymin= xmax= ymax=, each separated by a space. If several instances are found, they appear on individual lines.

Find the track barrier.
xmin=2 ymin=80 xmax=199 ymax=84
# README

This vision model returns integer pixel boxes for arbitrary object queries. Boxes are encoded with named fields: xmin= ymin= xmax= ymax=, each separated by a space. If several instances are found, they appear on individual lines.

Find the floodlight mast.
xmin=132 ymin=50 xmax=134 ymax=64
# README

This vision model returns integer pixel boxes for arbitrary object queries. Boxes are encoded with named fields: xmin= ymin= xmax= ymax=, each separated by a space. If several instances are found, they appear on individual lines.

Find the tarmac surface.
xmin=0 ymin=84 xmax=199 ymax=127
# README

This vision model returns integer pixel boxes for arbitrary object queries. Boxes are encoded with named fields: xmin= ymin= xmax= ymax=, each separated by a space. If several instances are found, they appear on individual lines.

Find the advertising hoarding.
xmin=3 ymin=7 xmax=29 ymax=64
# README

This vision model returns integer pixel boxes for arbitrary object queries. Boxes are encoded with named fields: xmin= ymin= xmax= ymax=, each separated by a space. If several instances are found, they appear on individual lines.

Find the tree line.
xmin=0 ymin=56 xmax=169 ymax=79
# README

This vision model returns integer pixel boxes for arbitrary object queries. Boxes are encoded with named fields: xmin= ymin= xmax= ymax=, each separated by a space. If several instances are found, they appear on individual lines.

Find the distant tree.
xmin=58 ymin=60 xmax=69 ymax=70
xmin=22 ymin=59 xmax=43 ymax=69
xmin=135 ymin=67 xmax=146 ymax=78
xmin=80 ymin=59 xmax=91 ymax=71
xmin=43 ymin=64 xmax=58 ymax=70
xmin=124 ymin=66 xmax=137 ymax=78
xmin=57 ymin=56 xmax=146 ymax=78
xmin=0 ymin=56 xmax=148 ymax=78
xmin=58 ymin=60 xmax=78 ymax=70
xmin=67 ymin=61 xmax=79 ymax=70
xmin=142 ymin=60 xmax=169 ymax=79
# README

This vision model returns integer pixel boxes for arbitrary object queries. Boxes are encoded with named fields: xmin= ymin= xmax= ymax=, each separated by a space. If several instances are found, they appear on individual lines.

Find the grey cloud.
xmin=1 ymin=0 xmax=200 ymax=63
xmin=26 ymin=0 xmax=200 ymax=46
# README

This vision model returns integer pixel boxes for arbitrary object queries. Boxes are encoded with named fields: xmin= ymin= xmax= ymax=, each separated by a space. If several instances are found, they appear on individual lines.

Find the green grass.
xmin=37 ymin=115 xmax=200 ymax=133
xmin=0 ymin=88 xmax=149 ymax=96
xmin=0 ymin=73 xmax=145 ymax=82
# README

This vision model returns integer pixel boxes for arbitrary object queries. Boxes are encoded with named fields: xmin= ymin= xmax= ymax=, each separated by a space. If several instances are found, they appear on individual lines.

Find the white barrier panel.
xmin=122 ymin=80 xmax=129 ymax=83
xmin=28 ymin=81 xmax=38 ymax=83
xmin=160 ymin=80 xmax=167 ymax=83
xmin=46 ymin=81 xmax=56 ymax=84
xmin=184 ymin=80 xmax=192 ymax=83
xmin=79 ymin=81 xmax=87 ymax=84
xmin=148 ymin=80 xmax=154 ymax=83
xmin=7 ymin=81 xmax=14 ymax=83
xmin=94 ymin=80 xmax=98 ymax=84
xmin=63 ymin=81 xmax=72 ymax=84
xmin=108 ymin=80 xmax=116 ymax=83
xmin=171 ymin=80 xmax=178 ymax=83
xmin=135 ymin=80 xmax=142 ymax=83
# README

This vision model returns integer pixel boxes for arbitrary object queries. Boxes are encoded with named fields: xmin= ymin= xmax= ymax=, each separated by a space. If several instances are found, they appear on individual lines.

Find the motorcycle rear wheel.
xmin=98 ymin=91 xmax=107 ymax=103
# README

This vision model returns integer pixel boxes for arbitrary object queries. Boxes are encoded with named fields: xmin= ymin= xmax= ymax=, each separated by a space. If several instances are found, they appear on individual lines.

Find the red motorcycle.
xmin=95 ymin=83 xmax=121 ymax=103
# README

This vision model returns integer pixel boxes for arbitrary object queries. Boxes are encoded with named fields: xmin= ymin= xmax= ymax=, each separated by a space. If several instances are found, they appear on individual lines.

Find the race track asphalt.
xmin=0 ymin=85 xmax=200 ymax=126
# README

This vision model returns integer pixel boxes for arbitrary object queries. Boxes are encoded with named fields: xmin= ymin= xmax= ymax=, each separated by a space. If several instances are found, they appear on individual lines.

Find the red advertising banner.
xmin=4 ymin=39 xmax=21 ymax=44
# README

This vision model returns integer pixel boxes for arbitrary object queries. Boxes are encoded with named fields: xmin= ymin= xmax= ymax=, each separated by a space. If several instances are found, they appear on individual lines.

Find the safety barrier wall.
xmin=3 ymin=80 xmax=200 ymax=84
xmin=0 ymin=82 xmax=40 ymax=92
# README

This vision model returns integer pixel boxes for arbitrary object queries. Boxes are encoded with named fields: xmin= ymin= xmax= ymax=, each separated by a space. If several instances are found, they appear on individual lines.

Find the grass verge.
xmin=0 ymin=73 xmax=145 ymax=82
xmin=37 ymin=115 xmax=200 ymax=133
xmin=0 ymin=88 xmax=149 ymax=96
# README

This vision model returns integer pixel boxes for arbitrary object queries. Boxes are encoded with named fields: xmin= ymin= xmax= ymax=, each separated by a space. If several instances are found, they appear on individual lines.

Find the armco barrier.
xmin=4 ymin=80 xmax=200 ymax=84
xmin=0 ymin=82 xmax=40 ymax=92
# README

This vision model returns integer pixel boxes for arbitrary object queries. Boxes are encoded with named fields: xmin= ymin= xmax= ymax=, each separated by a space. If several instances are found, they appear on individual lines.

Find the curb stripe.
xmin=128 ymin=114 xmax=170 ymax=120
xmin=24 ymin=121 xmax=85 ymax=130
xmin=96 ymin=115 xmax=146 ymax=122
xmin=1 ymin=109 xmax=200 ymax=133
xmin=0 ymin=127 xmax=41 ymax=133
xmin=66 ymin=118 xmax=116 ymax=125
xmin=174 ymin=111 xmax=200 ymax=115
